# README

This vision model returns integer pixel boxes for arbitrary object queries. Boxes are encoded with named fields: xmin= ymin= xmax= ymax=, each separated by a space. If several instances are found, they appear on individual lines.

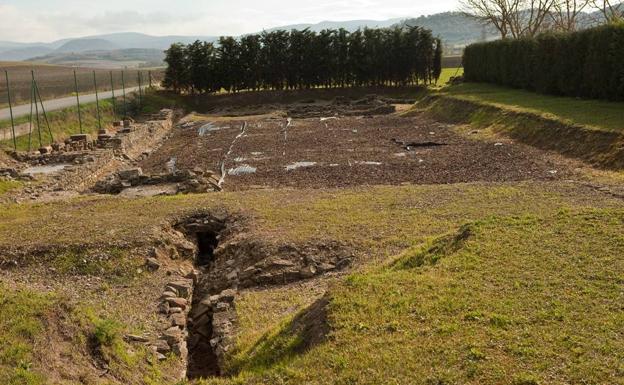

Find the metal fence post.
xmin=28 ymin=77 xmax=34 ymax=152
xmin=121 ymin=70 xmax=127 ymax=118
xmin=31 ymin=71 xmax=42 ymax=148
xmin=73 ymin=70 xmax=83 ymax=134
xmin=137 ymin=71 xmax=142 ymax=108
xmin=110 ymin=71 xmax=116 ymax=119
xmin=4 ymin=70 xmax=16 ymax=150
xmin=33 ymin=79 xmax=53 ymax=144
xmin=93 ymin=71 xmax=102 ymax=131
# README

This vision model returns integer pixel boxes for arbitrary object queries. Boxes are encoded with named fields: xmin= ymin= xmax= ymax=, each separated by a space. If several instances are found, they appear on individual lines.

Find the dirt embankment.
xmin=413 ymin=94 xmax=624 ymax=170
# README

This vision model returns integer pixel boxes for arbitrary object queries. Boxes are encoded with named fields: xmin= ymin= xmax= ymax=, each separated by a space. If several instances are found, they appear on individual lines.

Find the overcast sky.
xmin=0 ymin=0 xmax=460 ymax=43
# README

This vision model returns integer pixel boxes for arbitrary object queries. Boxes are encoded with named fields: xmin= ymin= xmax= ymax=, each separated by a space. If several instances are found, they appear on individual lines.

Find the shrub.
xmin=463 ymin=23 xmax=624 ymax=101
xmin=93 ymin=319 xmax=121 ymax=347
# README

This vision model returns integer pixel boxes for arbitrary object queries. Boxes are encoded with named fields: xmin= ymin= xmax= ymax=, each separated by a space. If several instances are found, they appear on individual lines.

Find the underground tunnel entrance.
xmin=196 ymin=231 xmax=219 ymax=266
xmin=176 ymin=214 xmax=228 ymax=379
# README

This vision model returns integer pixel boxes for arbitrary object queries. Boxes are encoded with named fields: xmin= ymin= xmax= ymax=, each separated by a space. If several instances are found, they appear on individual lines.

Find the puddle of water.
xmin=23 ymin=163 xmax=71 ymax=175
xmin=286 ymin=161 xmax=317 ymax=171
xmin=330 ymin=163 xmax=339 ymax=167
xmin=228 ymin=165 xmax=257 ymax=176
xmin=198 ymin=122 xmax=221 ymax=136
xmin=320 ymin=117 xmax=338 ymax=122
xmin=356 ymin=161 xmax=383 ymax=166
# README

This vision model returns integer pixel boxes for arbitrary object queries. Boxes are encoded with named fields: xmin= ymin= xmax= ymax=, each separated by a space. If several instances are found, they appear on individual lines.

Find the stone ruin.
xmin=93 ymin=167 xmax=221 ymax=195
xmin=286 ymin=94 xmax=407 ymax=118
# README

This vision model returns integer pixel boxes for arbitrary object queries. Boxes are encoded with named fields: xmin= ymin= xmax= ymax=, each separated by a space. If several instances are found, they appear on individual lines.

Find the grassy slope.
xmin=217 ymin=208 xmax=624 ymax=385
xmin=437 ymin=67 xmax=464 ymax=88
xmin=0 ymin=92 xmax=181 ymax=152
xmin=0 ymin=286 xmax=54 ymax=385
xmin=1 ymin=182 xmax=622 ymax=384
xmin=0 ymin=182 xmax=617 ymax=257
xmin=444 ymin=82 xmax=624 ymax=133
xmin=0 ymin=100 xmax=118 ymax=151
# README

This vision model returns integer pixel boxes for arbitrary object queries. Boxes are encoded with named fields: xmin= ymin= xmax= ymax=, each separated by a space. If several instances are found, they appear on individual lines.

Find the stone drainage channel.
xmin=151 ymin=213 xmax=352 ymax=380
xmin=154 ymin=215 xmax=236 ymax=380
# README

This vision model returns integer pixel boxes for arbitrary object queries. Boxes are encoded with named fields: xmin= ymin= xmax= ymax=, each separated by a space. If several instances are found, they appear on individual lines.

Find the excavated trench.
xmin=167 ymin=212 xmax=352 ymax=380
xmin=175 ymin=214 xmax=228 ymax=379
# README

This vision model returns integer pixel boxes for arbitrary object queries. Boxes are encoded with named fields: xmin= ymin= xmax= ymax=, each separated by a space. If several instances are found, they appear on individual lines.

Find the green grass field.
xmin=443 ymin=82 xmax=624 ymax=132
xmin=1 ymin=180 xmax=623 ymax=384
xmin=437 ymin=67 xmax=464 ymax=87
xmin=220 ymin=209 xmax=624 ymax=385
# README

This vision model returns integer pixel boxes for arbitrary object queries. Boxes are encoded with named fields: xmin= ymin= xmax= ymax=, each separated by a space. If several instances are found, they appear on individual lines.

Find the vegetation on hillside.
xmin=163 ymin=26 xmax=442 ymax=94
xmin=212 ymin=208 xmax=624 ymax=385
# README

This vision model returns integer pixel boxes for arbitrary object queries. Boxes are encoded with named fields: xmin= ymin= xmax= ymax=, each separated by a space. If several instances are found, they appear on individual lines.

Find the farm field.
xmin=0 ymin=61 xmax=161 ymax=108
xmin=0 ymin=85 xmax=622 ymax=385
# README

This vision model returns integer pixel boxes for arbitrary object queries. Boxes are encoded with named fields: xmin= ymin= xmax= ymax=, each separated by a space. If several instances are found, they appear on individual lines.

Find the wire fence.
xmin=1 ymin=67 xmax=163 ymax=152
xmin=0 ymin=66 xmax=162 ymax=107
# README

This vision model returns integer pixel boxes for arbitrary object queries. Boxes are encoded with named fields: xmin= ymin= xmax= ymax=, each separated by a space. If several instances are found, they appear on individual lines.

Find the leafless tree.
xmin=461 ymin=0 xmax=557 ymax=38
xmin=590 ymin=0 xmax=624 ymax=22
xmin=550 ymin=0 xmax=591 ymax=31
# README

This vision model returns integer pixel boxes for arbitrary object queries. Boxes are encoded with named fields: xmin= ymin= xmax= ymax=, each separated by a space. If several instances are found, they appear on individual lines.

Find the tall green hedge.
xmin=463 ymin=23 xmax=624 ymax=101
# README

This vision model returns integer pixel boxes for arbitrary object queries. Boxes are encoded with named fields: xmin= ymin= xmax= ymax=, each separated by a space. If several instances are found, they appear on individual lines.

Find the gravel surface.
xmin=140 ymin=114 xmax=571 ymax=190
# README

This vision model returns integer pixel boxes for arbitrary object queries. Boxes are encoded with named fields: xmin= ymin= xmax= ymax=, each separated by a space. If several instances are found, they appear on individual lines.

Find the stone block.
xmin=118 ymin=168 xmax=143 ymax=181
xmin=70 ymin=134 xmax=90 ymax=142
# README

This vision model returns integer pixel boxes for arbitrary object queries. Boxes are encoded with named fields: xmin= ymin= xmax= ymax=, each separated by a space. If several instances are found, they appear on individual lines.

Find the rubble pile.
xmin=94 ymin=167 xmax=221 ymax=195
xmin=287 ymin=94 xmax=397 ymax=118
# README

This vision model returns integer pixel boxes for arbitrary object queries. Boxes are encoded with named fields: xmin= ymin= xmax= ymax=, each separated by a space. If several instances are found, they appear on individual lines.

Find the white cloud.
xmin=0 ymin=0 xmax=460 ymax=43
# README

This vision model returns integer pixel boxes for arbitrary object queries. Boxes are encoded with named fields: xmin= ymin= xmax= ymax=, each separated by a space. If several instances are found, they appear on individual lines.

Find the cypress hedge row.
xmin=164 ymin=26 xmax=442 ymax=94
xmin=463 ymin=23 xmax=624 ymax=101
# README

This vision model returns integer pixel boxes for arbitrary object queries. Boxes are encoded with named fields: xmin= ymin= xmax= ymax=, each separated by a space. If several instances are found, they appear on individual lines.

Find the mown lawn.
xmin=436 ymin=67 xmax=464 ymax=88
xmin=444 ymin=82 xmax=624 ymax=132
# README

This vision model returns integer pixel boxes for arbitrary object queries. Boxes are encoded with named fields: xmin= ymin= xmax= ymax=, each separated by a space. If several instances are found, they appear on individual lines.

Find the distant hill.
xmin=268 ymin=18 xmax=404 ymax=33
xmin=56 ymin=38 xmax=119 ymax=53
xmin=399 ymin=12 xmax=498 ymax=47
xmin=0 ymin=46 xmax=55 ymax=61
xmin=1 ymin=8 xmax=620 ymax=66
xmin=29 ymin=48 xmax=165 ymax=69
xmin=73 ymin=32 xmax=219 ymax=50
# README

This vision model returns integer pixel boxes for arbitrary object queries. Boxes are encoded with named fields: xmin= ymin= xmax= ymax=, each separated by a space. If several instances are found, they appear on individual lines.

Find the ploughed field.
xmin=140 ymin=110 xmax=570 ymax=191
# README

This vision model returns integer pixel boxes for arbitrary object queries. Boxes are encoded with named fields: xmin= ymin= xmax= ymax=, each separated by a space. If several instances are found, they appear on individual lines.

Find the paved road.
xmin=0 ymin=86 xmax=142 ymax=121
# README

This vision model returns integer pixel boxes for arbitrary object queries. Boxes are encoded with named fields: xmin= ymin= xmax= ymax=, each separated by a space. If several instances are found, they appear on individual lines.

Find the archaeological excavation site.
xmin=1 ymin=83 xmax=623 ymax=385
